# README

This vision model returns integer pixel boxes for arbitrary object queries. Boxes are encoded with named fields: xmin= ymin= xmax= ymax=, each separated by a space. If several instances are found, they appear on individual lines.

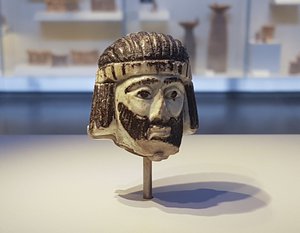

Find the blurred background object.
xmin=1 ymin=0 xmax=300 ymax=134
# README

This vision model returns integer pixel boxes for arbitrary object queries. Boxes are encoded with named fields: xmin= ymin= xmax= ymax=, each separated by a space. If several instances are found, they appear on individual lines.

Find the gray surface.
xmin=0 ymin=135 xmax=299 ymax=232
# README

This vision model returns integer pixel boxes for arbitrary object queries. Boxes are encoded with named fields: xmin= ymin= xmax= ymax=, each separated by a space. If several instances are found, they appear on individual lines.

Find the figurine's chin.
xmin=132 ymin=139 xmax=179 ymax=161
xmin=148 ymin=152 xmax=170 ymax=161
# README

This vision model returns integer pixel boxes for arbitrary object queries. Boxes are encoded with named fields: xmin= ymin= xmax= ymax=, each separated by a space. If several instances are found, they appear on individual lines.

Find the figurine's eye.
xmin=136 ymin=90 xmax=152 ymax=99
xmin=165 ymin=89 xmax=181 ymax=100
xmin=170 ymin=91 xmax=178 ymax=99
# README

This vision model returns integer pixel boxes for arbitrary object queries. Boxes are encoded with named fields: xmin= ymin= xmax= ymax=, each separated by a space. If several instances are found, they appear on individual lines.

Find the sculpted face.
xmin=88 ymin=32 xmax=199 ymax=162
xmin=114 ymin=75 xmax=185 ymax=161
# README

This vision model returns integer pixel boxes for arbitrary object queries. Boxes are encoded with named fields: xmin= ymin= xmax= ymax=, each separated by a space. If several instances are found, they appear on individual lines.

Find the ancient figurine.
xmin=179 ymin=19 xmax=199 ymax=74
xmin=207 ymin=3 xmax=230 ymax=73
xmin=45 ymin=0 xmax=79 ymax=12
xmin=255 ymin=25 xmax=275 ymax=43
xmin=27 ymin=50 xmax=52 ymax=65
xmin=91 ymin=0 xmax=116 ymax=11
xmin=51 ymin=54 xmax=68 ymax=67
xmin=88 ymin=32 xmax=198 ymax=162
xmin=289 ymin=54 xmax=300 ymax=75
xmin=71 ymin=50 xmax=99 ymax=65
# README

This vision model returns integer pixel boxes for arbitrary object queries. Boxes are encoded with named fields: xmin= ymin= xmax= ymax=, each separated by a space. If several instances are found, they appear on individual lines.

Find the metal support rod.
xmin=143 ymin=157 xmax=153 ymax=199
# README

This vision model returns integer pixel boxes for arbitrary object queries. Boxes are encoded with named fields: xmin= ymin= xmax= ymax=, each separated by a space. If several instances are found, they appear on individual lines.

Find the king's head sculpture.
xmin=88 ymin=32 xmax=198 ymax=162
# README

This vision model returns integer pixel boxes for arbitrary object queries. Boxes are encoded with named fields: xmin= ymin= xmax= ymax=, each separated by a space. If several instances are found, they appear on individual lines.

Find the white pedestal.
xmin=0 ymin=135 xmax=300 ymax=233
xmin=249 ymin=43 xmax=281 ymax=77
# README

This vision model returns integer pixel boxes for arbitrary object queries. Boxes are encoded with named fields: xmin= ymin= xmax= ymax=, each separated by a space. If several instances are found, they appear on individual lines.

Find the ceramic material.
xmin=255 ymin=25 xmax=275 ymax=43
xmin=207 ymin=4 xmax=230 ymax=73
xmin=45 ymin=0 xmax=79 ymax=12
xmin=27 ymin=50 xmax=52 ymax=65
xmin=88 ymin=32 xmax=198 ymax=161
xmin=51 ymin=54 xmax=68 ymax=66
xmin=179 ymin=19 xmax=199 ymax=74
xmin=71 ymin=50 xmax=99 ymax=65
xmin=91 ymin=0 xmax=116 ymax=11
xmin=289 ymin=55 xmax=300 ymax=74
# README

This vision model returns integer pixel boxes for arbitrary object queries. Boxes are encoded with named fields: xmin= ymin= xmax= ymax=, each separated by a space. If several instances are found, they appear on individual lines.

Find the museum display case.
xmin=1 ymin=0 xmax=300 ymax=92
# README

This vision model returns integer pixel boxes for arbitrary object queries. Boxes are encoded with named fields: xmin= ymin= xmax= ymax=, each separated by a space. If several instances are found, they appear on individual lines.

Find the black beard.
xmin=117 ymin=102 xmax=183 ymax=148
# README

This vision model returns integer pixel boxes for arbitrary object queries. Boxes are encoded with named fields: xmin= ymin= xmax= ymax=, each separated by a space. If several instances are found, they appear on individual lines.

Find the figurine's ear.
xmin=183 ymin=82 xmax=199 ymax=134
xmin=88 ymin=82 xmax=115 ymax=136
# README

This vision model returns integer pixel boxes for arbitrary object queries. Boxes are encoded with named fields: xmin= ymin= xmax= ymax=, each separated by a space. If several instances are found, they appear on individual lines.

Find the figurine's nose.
xmin=149 ymin=92 xmax=169 ymax=122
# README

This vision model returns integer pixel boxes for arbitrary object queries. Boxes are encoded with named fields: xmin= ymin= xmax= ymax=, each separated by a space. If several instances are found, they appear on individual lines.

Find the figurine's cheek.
xmin=166 ymin=98 xmax=184 ymax=117
xmin=125 ymin=98 xmax=152 ymax=116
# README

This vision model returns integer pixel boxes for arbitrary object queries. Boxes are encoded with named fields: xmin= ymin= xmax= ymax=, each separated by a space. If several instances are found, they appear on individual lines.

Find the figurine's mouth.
xmin=147 ymin=126 xmax=171 ymax=140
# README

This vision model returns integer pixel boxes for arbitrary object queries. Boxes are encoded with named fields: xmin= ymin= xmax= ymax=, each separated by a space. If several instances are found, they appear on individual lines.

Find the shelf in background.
xmin=272 ymin=0 xmax=300 ymax=4
xmin=14 ymin=64 xmax=96 ymax=77
xmin=138 ymin=10 xmax=170 ymax=21
xmin=1 ymin=74 xmax=300 ymax=92
xmin=34 ymin=11 xmax=123 ymax=22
